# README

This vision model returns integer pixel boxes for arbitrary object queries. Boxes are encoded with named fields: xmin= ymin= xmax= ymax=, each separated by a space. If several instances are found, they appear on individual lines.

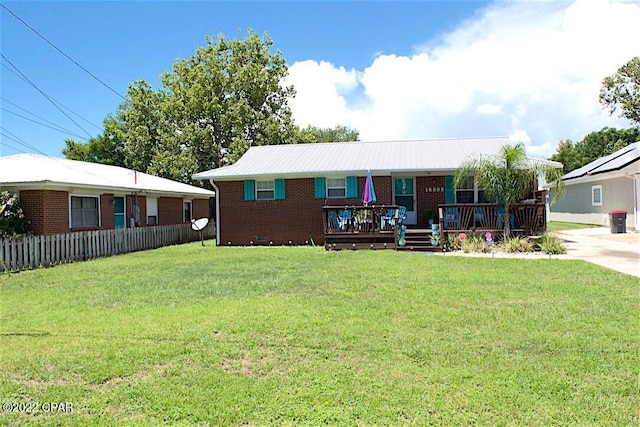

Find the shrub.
xmin=501 ymin=236 xmax=535 ymax=253
xmin=461 ymin=234 xmax=491 ymax=253
xmin=443 ymin=233 xmax=462 ymax=252
xmin=0 ymin=191 xmax=27 ymax=237
xmin=538 ymin=233 xmax=567 ymax=254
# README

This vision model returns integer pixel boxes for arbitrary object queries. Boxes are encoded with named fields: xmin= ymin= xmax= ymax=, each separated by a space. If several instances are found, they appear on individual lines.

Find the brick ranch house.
xmin=193 ymin=137 xmax=554 ymax=247
xmin=0 ymin=154 xmax=215 ymax=235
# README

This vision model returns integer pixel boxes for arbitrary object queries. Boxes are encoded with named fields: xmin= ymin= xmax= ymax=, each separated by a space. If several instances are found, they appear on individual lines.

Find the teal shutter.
xmin=244 ymin=180 xmax=255 ymax=201
xmin=346 ymin=176 xmax=358 ymax=198
xmin=274 ymin=179 xmax=285 ymax=200
xmin=444 ymin=176 xmax=455 ymax=204
xmin=314 ymin=177 xmax=326 ymax=199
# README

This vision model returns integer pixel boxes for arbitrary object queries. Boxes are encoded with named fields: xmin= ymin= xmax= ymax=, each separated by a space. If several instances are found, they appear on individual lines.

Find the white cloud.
xmin=286 ymin=0 xmax=640 ymax=157
xmin=284 ymin=60 xmax=359 ymax=128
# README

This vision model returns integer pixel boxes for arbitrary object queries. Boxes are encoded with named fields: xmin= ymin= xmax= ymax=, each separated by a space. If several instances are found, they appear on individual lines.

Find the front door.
xmin=114 ymin=196 xmax=125 ymax=229
xmin=394 ymin=177 xmax=416 ymax=225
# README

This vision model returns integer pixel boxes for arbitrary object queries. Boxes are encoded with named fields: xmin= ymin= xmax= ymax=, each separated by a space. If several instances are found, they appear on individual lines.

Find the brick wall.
xmin=19 ymin=189 xmax=208 ymax=235
xmin=158 ymin=197 xmax=184 ymax=225
xmin=101 ymin=194 xmax=115 ymax=229
xmin=20 ymin=190 xmax=70 ymax=235
xmin=216 ymin=176 xmax=393 ymax=246
xmin=192 ymin=199 xmax=209 ymax=220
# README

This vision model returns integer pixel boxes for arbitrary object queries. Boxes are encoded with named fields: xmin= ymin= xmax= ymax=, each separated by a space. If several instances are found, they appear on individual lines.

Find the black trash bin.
xmin=609 ymin=210 xmax=627 ymax=234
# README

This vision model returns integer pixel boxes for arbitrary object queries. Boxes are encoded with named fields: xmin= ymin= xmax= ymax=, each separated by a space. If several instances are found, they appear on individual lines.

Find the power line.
xmin=1 ymin=3 xmax=126 ymax=100
xmin=1 ymin=107 xmax=88 ymax=140
xmin=0 ymin=127 xmax=50 ymax=156
xmin=0 ymin=127 xmax=131 ymax=189
xmin=1 ymin=97 xmax=93 ymax=137
xmin=1 ymin=142 xmax=25 ymax=154
xmin=1 ymin=69 xmax=104 ymax=132
xmin=1 ymin=54 xmax=94 ymax=139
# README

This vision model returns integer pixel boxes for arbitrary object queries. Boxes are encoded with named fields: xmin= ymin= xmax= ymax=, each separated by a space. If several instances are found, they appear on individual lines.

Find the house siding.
xmin=550 ymin=177 xmax=635 ymax=227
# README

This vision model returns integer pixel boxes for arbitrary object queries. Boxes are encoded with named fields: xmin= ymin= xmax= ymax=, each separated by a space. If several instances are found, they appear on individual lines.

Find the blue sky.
xmin=1 ymin=0 xmax=639 ymax=161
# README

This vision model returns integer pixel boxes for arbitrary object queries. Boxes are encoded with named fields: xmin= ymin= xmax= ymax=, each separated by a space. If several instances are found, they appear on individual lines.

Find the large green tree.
xmin=159 ymin=31 xmax=297 ymax=170
xmin=62 ymin=115 xmax=127 ymax=166
xmin=295 ymin=125 xmax=359 ymax=143
xmin=600 ymin=56 xmax=640 ymax=125
xmin=456 ymin=143 xmax=564 ymax=237
xmin=65 ymin=30 xmax=297 ymax=183
xmin=549 ymin=127 xmax=639 ymax=174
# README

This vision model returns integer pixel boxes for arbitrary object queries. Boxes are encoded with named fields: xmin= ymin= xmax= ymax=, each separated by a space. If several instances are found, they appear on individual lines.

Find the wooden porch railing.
xmin=323 ymin=205 xmax=399 ymax=249
xmin=438 ymin=203 xmax=547 ymax=235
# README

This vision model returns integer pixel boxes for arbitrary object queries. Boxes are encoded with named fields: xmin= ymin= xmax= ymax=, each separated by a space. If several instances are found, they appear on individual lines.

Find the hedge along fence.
xmin=0 ymin=223 xmax=215 ymax=273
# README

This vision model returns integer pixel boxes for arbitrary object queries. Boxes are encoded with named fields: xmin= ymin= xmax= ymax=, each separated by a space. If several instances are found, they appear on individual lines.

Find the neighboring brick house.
xmin=0 ymin=154 xmax=214 ymax=235
xmin=193 ymin=137 xmax=549 ymax=246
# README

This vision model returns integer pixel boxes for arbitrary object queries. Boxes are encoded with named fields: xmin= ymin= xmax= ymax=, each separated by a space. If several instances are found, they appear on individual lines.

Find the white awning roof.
xmin=0 ymin=154 xmax=215 ymax=197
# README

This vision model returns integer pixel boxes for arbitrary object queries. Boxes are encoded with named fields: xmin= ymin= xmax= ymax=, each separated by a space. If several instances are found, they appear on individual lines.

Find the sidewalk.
xmin=555 ymin=228 xmax=640 ymax=277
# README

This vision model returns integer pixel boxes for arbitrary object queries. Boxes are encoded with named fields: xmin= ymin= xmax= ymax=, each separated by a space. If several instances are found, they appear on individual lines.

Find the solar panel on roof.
xmin=562 ymin=142 xmax=640 ymax=180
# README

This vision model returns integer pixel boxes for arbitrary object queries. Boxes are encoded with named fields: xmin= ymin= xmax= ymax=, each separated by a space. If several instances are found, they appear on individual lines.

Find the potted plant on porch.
xmin=422 ymin=209 xmax=438 ymax=227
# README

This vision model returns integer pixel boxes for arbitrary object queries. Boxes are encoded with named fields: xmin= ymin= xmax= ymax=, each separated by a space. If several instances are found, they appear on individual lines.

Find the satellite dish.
xmin=191 ymin=217 xmax=209 ymax=231
xmin=191 ymin=218 xmax=209 ymax=246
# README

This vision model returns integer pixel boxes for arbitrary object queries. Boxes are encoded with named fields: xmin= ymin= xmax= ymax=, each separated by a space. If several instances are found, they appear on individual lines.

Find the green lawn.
xmin=547 ymin=221 xmax=601 ymax=232
xmin=1 ymin=245 xmax=638 ymax=426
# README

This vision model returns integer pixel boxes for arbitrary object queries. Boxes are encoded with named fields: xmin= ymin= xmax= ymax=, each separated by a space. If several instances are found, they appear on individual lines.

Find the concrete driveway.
xmin=556 ymin=228 xmax=640 ymax=277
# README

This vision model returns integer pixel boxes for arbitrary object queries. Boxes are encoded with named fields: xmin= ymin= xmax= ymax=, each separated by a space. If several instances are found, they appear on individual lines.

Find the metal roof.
xmin=0 ymin=154 xmax=215 ymax=197
xmin=193 ymin=137 xmax=541 ymax=181
xmin=562 ymin=142 xmax=640 ymax=181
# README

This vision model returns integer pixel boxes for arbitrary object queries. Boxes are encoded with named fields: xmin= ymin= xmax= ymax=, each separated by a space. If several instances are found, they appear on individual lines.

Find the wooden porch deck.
xmin=323 ymin=200 xmax=548 ymax=251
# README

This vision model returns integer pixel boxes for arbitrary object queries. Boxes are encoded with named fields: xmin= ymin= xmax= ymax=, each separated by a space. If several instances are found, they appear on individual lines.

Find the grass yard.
xmin=1 ymin=244 xmax=638 ymax=426
xmin=547 ymin=221 xmax=601 ymax=232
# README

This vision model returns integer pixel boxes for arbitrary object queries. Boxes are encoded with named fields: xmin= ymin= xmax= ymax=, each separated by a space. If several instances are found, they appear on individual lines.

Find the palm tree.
xmin=454 ymin=143 xmax=564 ymax=237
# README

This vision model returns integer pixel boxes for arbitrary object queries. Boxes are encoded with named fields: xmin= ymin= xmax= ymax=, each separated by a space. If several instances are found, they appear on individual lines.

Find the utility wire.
xmin=0 ymin=127 xmax=50 ymax=156
xmin=1 ymin=97 xmax=91 ymax=137
xmin=0 ymin=141 xmax=25 ymax=154
xmin=1 ymin=108 xmax=88 ymax=140
xmin=0 ymin=127 xmax=130 ymax=188
xmin=1 ymin=69 xmax=103 ymax=132
xmin=1 ymin=3 xmax=126 ymax=100
xmin=1 ymin=54 xmax=94 ymax=139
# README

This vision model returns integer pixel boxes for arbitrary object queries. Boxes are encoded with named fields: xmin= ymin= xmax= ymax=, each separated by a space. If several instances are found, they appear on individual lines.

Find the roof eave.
xmin=1 ymin=180 xmax=214 ymax=198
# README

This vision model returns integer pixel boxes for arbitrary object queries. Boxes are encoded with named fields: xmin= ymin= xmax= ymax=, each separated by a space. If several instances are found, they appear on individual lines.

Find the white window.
xmin=456 ymin=177 xmax=486 ymax=203
xmin=70 ymin=196 xmax=99 ymax=228
xmin=592 ymin=185 xmax=602 ymax=206
xmin=327 ymin=178 xmax=346 ymax=198
xmin=256 ymin=180 xmax=275 ymax=200
xmin=183 ymin=200 xmax=192 ymax=222
xmin=456 ymin=177 xmax=475 ymax=204
xmin=147 ymin=197 xmax=158 ymax=225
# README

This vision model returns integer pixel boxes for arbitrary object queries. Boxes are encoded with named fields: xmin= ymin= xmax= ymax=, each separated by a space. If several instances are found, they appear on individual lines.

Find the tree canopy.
xmin=64 ymin=30 xmax=358 ymax=183
xmin=549 ymin=127 xmax=639 ymax=174
xmin=295 ymin=125 xmax=359 ymax=143
xmin=600 ymin=56 xmax=640 ymax=125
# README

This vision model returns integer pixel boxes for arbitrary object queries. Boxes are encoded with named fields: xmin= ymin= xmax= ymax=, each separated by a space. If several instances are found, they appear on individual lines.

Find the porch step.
xmin=399 ymin=228 xmax=442 ymax=252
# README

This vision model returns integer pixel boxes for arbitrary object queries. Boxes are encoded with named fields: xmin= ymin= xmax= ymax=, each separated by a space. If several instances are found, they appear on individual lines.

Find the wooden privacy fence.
xmin=0 ymin=223 xmax=214 ymax=273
